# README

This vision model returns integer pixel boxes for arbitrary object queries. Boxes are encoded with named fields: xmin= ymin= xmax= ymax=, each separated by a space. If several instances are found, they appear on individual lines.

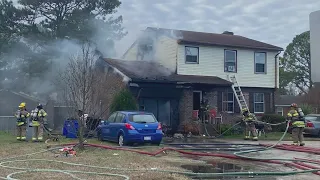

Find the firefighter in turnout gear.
xmin=199 ymin=99 xmax=209 ymax=123
xmin=30 ymin=104 xmax=47 ymax=141
xmin=287 ymin=103 xmax=306 ymax=146
xmin=242 ymin=108 xmax=258 ymax=141
xmin=15 ymin=102 xmax=30 ymax=141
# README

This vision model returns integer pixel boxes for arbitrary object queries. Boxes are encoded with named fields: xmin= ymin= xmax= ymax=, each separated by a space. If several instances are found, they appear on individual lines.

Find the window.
xmin=224 ymin=50 xmax=237 ymax=72
xmin=185 ymin=46 xmax=199 ymax=63
xmin=129 ymin=114 xmax=157 ymax=123
xmin=115 ymin=113 xmax=125 ymax=123
xmin=222 ymin=92 xmax=234 ymax=113
xmin=255 ymin=52 xmax=266 ymax=73
xmin=254 ymin=93 xmax=264 ymax=113
xmin=276 ymin=107 xmax=283 ymax=116
xmin=107 ymin=112 xmax=117 ymax=122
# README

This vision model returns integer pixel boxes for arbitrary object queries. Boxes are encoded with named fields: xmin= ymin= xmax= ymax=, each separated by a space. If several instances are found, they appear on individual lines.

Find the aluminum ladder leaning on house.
xmin=228 ymin=75 xmax=255 ymax=137
xmin=230 ymin=75 xmax=263 ymax=136
xmin=228 ymin=75 xmax=249 ymax=113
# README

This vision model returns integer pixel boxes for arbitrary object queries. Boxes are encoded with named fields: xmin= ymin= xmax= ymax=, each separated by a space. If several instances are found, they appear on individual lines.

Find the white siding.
xmin=153 ymin=36 xmax=178 ymax=72
xmin=122 ymin=42 xmax=138 ymax=61
xmin=177 ymin=45 xmax=278 ymax=88
xmin=122 ymin=36 xmax=178 ymax=72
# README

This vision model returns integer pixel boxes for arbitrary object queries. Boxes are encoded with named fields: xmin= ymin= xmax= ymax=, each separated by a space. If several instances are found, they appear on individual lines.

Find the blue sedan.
xmin=97 ymin=111 xmax=163 ymax=146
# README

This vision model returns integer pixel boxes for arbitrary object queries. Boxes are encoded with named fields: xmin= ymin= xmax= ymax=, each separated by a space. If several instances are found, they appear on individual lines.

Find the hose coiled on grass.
xmin=1 ymin=121 xmax=320 ymax=179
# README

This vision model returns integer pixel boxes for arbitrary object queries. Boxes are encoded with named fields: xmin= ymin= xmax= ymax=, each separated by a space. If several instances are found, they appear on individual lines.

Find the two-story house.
xmin=100 ymin=27 xmax=283 ymax=133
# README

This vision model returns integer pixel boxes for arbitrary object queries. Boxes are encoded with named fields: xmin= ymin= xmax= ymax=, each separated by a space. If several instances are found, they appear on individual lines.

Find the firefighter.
xmin=242 ymin=108 xmax=258 ymax=141
xmin=31 ymin=104 xmax=47 ymax=141
xmin=15 ymin=102 xmax=30 ymax=141
xmin=287 ymin=103 xmax=305 ymax=146
xmin=199 ymin=99 xmax=209 ymax=123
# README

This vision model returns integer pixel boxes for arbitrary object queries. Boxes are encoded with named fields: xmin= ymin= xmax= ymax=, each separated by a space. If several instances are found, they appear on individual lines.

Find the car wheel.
xmin=118 ymin=134 xmax=125 ymax=146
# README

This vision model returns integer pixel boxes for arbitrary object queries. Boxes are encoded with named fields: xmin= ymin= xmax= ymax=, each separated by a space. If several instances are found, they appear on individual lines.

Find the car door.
xmin=111 ymin=113 xmax=126 ymax=141
xmin=102 ymin=112 xmax=117 ymax=140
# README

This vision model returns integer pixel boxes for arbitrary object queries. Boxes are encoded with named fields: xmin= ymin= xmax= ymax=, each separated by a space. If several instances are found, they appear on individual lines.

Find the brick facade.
xmin=179 ymin=89 xmax=193 ymax=123
xmin=203 ymin=91 xmax=218 ymax=109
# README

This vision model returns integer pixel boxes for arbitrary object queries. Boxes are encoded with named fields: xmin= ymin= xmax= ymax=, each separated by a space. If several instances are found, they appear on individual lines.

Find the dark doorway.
xmin=138 ymin=98 xmax=179 ymax=131
xmin=193 ymin=91 xmax=202 ymax=110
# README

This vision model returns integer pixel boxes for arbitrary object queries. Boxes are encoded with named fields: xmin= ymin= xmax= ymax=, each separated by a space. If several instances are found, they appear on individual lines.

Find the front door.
xmin=193 ymin=91 xmax=202 ymax=110
xmin=158 ymin=99 xmax=171 ymax=126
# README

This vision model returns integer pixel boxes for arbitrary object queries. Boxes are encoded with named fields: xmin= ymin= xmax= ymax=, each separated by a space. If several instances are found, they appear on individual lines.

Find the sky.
xmin=113 ymin=0 xmax=320 ymax=56
xmin=10 ymin=0 xmax=320 ymax=57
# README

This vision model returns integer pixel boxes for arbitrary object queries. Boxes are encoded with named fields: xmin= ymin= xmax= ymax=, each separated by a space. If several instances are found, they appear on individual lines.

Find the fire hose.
xmin=2 ymin=121 xmax=320 ymax=179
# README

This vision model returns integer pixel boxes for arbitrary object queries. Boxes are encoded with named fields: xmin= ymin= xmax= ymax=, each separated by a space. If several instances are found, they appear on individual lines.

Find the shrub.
xmin=260 ymin=114 xmax=286 ymax=132
xmin=299 ymin=104 xmax=313 ymax=115
xmin=110 ymin=89 xmax=138 ymax=113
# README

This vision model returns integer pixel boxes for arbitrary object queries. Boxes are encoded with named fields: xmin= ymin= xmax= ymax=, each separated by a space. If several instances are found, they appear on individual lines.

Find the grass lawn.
xmin=0 ymin=132 xmax=190 ymax=180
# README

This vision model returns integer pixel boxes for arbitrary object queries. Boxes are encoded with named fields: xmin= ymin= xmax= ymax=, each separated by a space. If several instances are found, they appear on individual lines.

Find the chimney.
xmin=222 ymin=31 xmax=234 ymax=35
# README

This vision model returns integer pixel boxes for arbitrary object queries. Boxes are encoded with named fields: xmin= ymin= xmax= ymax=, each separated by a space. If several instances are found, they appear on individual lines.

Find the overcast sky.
xmin=11 ymin=0 xmax=320 ymax=56
xmin=114 ymin=0 xmax=320 ymax=56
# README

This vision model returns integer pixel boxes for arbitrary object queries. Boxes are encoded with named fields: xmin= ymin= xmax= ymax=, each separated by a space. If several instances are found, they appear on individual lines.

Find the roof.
xmin=0 ymin=89 xmax=41 ymax=116
xmin=146 ymin=27 xmax=283 ymax=51
xmin=104 ymin=58 xmax=232 ymax=86
xmin=275 ymin=95 xmax=302 ymax=106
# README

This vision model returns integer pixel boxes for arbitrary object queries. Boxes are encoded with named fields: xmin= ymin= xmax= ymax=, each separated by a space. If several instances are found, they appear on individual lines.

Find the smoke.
xmin=119 ymin=27 xmax=184 ymax=75
xmin=0 ymin=23 xmax=129 ymax=103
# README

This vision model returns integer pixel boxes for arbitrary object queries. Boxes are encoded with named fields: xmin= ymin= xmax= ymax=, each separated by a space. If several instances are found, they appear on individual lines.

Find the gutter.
xmin=274 ymin=51 xmax=282 ymax=112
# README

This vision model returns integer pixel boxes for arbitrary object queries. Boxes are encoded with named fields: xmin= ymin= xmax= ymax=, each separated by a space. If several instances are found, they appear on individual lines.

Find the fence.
xmin=0 ymin=116 xmax=16 ymax=134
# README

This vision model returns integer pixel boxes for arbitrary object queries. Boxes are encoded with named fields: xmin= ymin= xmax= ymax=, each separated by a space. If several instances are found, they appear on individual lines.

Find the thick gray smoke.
xmin=0 ymin=20 xmax=127 ymax=103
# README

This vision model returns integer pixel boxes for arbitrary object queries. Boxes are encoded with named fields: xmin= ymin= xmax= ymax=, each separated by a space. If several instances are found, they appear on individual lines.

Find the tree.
xmin=58 ymin=42 xmax=108 ymax=149
xmin=18 ymin=0 xmax=127 ymax=42
xmin=110 ymin=89 xmax=138 ymax=113
xmin=279 ymin=31 xmax=311 ymax=94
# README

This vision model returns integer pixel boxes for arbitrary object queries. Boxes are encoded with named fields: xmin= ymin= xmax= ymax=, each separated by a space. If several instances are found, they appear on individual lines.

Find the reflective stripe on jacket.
xmin=287 ymin=109 xmax=305 ymax=128
xmin=243 ymin=113 xmax=254 ymax=122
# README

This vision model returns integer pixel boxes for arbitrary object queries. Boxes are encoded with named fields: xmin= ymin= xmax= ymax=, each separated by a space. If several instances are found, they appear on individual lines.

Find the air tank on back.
xmin=310 ymin=10 xmax=320 ymax=84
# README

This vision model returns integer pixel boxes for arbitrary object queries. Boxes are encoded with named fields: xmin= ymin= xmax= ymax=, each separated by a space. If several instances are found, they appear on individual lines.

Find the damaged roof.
xmin=104 ymin=58 xmax=232 ymax=86
xmin=146 ymin=27 xmax=283 ymax=51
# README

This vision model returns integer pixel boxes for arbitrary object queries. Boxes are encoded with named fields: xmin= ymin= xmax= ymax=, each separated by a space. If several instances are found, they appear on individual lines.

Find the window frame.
xmin=185 ymin=46 xmax=199 ymax=64
xmin=114 ymin=113 xmax=125 ymax=123
xmin=253 ymin=93 xmax=265 ymax=113
xmin=222 ymin=91 xmax=234 ymax=113
xmin=107 ymin=112 xmax=118 ymax=123
xmin=276 ymin=107 xmax=283 ymax=116
xmin=224 ymin=49 xmax=237 ymax=73
xmin=254 ymin=52 xmax=267 ymax=74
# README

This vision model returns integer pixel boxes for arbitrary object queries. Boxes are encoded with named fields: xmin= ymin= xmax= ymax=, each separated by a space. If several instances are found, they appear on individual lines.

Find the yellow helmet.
xmin=19 ymin=102 xmax=26 ymax=108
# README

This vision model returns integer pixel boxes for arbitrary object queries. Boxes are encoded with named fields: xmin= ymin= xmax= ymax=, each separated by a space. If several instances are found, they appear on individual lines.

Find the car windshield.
xmin=129 ymin=114 xmax=157 ymax=123
xmin=305 ymin=116 xmax=317 ymax=121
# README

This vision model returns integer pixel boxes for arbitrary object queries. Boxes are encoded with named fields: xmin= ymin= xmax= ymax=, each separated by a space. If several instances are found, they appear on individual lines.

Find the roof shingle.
xmin=104 ymin=58 xmax=231 ymax=86
xmin=146 ymin=27 xmax=283 ymax=51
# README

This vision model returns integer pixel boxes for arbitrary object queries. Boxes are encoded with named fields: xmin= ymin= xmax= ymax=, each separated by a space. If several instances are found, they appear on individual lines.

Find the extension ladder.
xmin=228 ymin=75 xmax=249 ymax=113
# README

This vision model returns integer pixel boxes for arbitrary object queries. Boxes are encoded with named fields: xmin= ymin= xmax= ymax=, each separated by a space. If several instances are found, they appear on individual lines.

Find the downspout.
xmin=274 ymin=51 xmax=281 ymax=112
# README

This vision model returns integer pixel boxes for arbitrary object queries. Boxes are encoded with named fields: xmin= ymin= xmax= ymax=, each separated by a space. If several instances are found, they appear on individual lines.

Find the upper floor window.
xmin=255 ymin=52 xmax=266 ymax=73
xmin=224 ymin=50 xmax=237 ymax=72
xmin=185 ymin=46 xmax=199 ymax=64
